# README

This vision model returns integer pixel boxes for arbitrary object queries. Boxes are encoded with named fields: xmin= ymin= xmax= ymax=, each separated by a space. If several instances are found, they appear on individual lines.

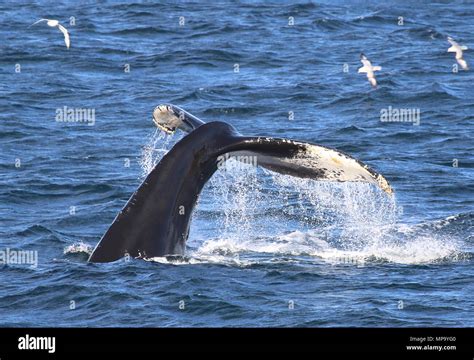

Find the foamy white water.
xmin=189 ymin=166 xmax=465 ymax=266
xmin=64 ymin=242 xmax=93 ymax=255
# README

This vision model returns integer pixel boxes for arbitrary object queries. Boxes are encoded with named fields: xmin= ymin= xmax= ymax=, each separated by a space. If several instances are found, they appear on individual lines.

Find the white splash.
xmin=145 ymin=253 xmax=251 ymax=267
xmin=139 ymin=129 xmax=175 ymax=179
xmin=190 ymin=169 xmax=465 ymax=266
xmin=64 ymin=242 xmax=93 ymax=255
xmin=206 ymin=157 xmax=262 ymax=241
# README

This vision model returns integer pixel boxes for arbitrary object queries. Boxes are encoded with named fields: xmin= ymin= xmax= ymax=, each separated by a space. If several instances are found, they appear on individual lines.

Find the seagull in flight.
xmin=31 ymin=19 xmax=70 ymax=49
xmin=447 ymin=37 xmax=468 ymax=70
xmin=358 ymin=53 xmax=381 ymax=87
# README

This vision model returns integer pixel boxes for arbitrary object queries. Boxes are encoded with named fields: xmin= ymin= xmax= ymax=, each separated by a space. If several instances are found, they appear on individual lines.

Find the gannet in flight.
xmin=358 ymin=53 xmax=381 ymax=87
xmin=447 ymin=37 xmax=468 ymax=70
xmin=31 ymin=19 xmax=70 ymax=49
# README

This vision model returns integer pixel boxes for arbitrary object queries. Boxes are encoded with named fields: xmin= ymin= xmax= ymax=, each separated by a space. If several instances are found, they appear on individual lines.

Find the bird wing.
xmin=448 ymin=37 xmax=459 ymax=47
xmin=57 ymin=24 xmax=70 ymax=49
xmin=30 ymin=18 xmax=49 ymax=27
xmin=457 ymin=58 xmax=469 ymax=70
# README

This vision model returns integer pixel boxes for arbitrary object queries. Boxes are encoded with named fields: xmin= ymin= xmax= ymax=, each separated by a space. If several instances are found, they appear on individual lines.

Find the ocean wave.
xmin=335 ymin=125 xmax=367 ymax=134
xmin=351 ymin=12 xmax=394 ymax=26
xmin=312 ymin=17 xmax=353 ymax=31
xmin=107 ymin=26 xmax=171 ymax=36
xmin=14 ymin=224 xmax=55 ymax=237
xmin=63 ymin=242 xmax=94 ymax=262
xmin=391 ymin=25 xmax=445 ymax=40
xmin=188 ymin=24 xmax=250 ymax=38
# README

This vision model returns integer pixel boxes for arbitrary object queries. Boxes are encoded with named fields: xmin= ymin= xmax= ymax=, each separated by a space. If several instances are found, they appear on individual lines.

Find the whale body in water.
xmin=88 ymin=105 xmax=392 ymax=263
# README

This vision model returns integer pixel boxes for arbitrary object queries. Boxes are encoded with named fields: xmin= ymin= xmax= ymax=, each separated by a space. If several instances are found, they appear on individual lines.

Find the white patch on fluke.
xmin=152 ymin=104 xmax=181 ymax=133
xmin=239 ymin=137 xmax=392 ymax=194
xmin=302 ymin=143 xmax=392 ymax=193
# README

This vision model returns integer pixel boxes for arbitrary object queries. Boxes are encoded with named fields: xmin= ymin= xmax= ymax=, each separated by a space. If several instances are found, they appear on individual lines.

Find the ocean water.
xmin=0 ymin=0 xmax=473 ymax=327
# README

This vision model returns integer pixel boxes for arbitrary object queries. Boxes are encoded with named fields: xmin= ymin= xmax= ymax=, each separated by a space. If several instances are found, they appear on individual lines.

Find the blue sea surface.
xmin=0 ymin=0 xmax=473 ymax=327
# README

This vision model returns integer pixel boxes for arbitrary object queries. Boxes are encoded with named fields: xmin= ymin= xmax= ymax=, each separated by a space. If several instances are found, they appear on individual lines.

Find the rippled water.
xmin=0 ymin=1 xmax=473 ymax=327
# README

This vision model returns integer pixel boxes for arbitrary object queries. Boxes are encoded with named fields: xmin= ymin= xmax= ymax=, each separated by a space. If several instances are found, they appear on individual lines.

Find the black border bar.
xmin=0 ymin=328 xmax=473 ymax=356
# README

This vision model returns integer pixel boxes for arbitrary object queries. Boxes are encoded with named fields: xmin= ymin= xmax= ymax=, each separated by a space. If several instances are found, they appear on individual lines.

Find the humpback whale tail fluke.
xmin=88 ymin=105 xmax=393 ymax=263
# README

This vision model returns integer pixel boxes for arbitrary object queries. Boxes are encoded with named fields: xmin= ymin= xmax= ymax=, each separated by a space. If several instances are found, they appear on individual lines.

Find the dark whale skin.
xmin=89 ymin=122 xmax=242 ymax=262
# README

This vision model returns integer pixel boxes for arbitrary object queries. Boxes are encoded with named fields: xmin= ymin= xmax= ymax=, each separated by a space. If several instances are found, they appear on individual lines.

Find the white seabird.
xmin=31 ymin=19 xmax=70 ymax=49
xmin=447 ymin=36 xmax=468 ymax=70
xmin=358 ymin=53 xmax=381 ymax=87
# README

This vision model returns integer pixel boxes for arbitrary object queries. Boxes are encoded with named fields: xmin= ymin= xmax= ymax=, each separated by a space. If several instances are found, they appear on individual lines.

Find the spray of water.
xmin=208 ymin=159 xmax=262 ymax=241
xmin=138 ymin=129 xmax=176 ymax=179
xmin=64 ymin=242 xmax=93 ymax=256
xmin=193 ymin=166 xmax=465 ymax=265
xmin=133 ymin=137 xmax=466 ymax=266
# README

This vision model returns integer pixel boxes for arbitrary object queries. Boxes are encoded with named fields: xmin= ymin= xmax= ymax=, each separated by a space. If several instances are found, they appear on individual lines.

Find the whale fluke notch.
xmin=88 ymin=105 xmax=393 ymax=263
